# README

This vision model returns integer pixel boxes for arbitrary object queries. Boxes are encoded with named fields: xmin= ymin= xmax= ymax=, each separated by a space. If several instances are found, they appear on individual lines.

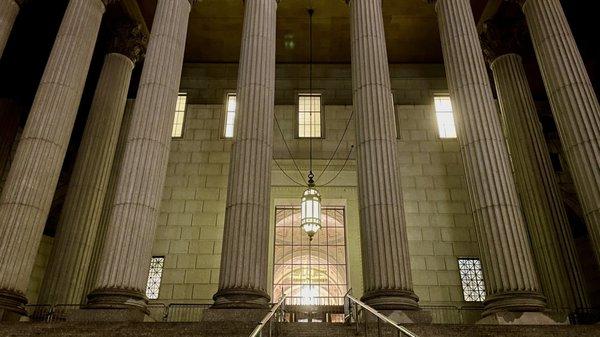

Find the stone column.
xmin=348 ymin=0 xmax=419 ymax=311
xmin=481 ymin=18 xmax=589 ymax=313
xmin=83 ymin=100 xmax=135 ymax=301
xmin=86 ymin=0 xmax=196 ymax=313
xmin=0 ymin=0 xmax=22 ymax=59
xmin=37 ymin=21 xmax=147 ymax=306
xmin=426 ymin=0 xmax=547 ymax=318
xmin=520 ymin=0 xmax=600 ymax=265
xmin=212 ymin=0 xmax=277 ymax=309
xmin=0 ymin=0 xmax=106 ymax=320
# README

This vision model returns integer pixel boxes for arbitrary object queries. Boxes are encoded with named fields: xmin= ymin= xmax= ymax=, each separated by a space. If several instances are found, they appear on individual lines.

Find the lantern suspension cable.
xmin=308 ymin=7 xmax=314 ymax=181
xmin=300 ymin=6 xmax=322 ymax=243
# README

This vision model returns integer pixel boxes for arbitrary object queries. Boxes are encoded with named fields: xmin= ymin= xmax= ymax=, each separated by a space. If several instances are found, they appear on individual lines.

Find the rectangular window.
xmin=273 ymin=206 xmax=348 ymax=307
xmin=172 ymin=93 xmax=187 ymax=138
xmin=298 ymin=94 xmax=322 ymax=138
xmin=146 ymin=257 xmax=165 ymax=300
xmin=434 ymin=95 xmax=457 ymax=139
xmin=224 ymin=93 xmax=237 ymax=138
xmin=458 ymin=258 xmax=486 ymax=302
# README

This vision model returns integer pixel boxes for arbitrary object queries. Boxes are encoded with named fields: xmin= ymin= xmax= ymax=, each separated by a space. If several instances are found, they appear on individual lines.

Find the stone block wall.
xmin=16 ymin=63 xmax=482 ymax=316
xmin=151 ymin=63 xmax=481 ymax=312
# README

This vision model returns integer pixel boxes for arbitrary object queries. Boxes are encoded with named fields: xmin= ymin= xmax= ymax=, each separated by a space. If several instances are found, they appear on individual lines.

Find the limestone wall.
xmin=151 ymin=63 xmax=480 ymax=313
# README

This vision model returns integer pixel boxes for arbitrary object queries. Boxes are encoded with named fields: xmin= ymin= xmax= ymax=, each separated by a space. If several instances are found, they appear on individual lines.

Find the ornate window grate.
xmin=146 ymin=257 xmax=165 ymax=300
xmin=458 ymin=258 xmax=486 ymax=302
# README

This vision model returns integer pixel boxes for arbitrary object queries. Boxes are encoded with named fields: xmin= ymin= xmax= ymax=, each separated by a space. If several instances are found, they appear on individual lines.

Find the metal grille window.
xmin=458 ymin=258 xmax=486 ymax=302
xmin=273 ymin=206 xmax=348 ymax=306
xmin=434 ymin=95 xmax=457 ymax=139
xmin=298 ymin=94 xmax=322 ymax=138
xmin=146 ymin=257 xmax=165 ymax=300
xmin=224 ymin=93 xmax=236 ymax=138
xmin=172 ymin=93 xmax=187 ymax=138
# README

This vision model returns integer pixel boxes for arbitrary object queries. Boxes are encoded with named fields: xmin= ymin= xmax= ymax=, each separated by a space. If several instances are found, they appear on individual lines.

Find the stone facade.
xmin=146 ymin=63 xmax=477 ymax=314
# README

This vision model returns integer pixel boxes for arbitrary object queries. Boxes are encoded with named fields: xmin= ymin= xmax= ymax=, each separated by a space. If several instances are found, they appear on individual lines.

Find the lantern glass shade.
xmin=301 ymin=187 xmax=322 ymax=239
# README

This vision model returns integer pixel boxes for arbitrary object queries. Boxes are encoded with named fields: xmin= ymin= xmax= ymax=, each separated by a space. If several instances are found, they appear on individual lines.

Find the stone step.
xmin=277 ymin=322 xmax=600 ymax=337
xmin=1 ymin=322 xmax=599 ymax=337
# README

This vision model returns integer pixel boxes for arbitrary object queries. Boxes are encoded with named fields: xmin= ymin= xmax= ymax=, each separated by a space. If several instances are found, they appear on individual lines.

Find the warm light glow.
xmin=434 ymin=96 xmax=457 ymax=139
xmin=172 ymin=93 xmax=187 ymax=138
xmin=301 ymin=187 xmax=322 ymax=239
xmin=300 ymin=285 xmax=318 ymax=305
xmin=224 ymin=93 xmax=236 ymax=138
xmin=298 ymin=94 xmax=322 ymax=138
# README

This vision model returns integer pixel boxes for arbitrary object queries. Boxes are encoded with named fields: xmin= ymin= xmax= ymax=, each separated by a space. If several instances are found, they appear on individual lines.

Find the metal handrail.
xmin=345 ymin=294 xmax=420 ymax=337
xmin=249 ymin=294 xmax=287 ymax=337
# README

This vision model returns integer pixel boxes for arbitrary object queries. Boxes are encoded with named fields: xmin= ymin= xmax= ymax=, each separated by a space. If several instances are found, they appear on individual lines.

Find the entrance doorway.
xmin=273 ymin=206 xmax=348 ymax=322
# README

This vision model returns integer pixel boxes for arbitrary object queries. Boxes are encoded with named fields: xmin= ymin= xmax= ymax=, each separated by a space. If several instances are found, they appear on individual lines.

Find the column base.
xmin=361 ymin=289 xmax=420 ymax=311
xmin=212 ymin=288 xmax=270 ymax=309
xmin=482 ymin=291 xmax=547 ymax=316
xmin=85 ymin=287 xmax=148 ymax=312
xmin=477 ymin=311 xmax=569 ymax=325
xmin=0 ymin=289 xmax=27 ymax=321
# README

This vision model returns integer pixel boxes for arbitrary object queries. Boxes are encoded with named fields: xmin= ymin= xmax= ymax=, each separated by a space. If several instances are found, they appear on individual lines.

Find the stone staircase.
xmin=1 ymin=322 xmax=600 ymax=337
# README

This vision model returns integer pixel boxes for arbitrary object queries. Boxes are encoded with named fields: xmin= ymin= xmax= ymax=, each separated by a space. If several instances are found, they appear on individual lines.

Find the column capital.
xmin=107 ymin=19 xmax=148 ymax=63
xmin=480 ymin=16 xmax=527 ymax=64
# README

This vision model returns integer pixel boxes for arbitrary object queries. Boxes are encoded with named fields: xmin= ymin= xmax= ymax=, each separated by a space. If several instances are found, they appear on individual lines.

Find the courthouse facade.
xmin=0 ymin=0 xmax=599 ymax=327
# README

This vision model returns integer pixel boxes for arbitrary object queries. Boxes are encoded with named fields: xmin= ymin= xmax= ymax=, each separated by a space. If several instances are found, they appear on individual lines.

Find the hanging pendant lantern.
xmin=301 ymin=173 xmax=321 ymax=241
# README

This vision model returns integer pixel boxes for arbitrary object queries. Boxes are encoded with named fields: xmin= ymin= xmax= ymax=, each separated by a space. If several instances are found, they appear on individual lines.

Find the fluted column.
xmin=520 ymin=0 xmax=600 ymax=265
xmin=86 ymin=0 xmax=195 ymax=311
xmin=38 ymin=21 xmax=147 ymax=306
xmin=212 ymin=0 xmax=276 ymax=309
xmin=427 ymin=0 xmax=546 ymax=316
xmin=0 ymin=0 xmax=106 ymax=319
xmin=481 ymin=18 xmax=589 ymax=313
xmin=0 ymin=0 xmax=22 ymax=59
xmin=83 ymin=100 xmax=135 ymax=301
xmin=349 ymin=0 xmax=418 ymax=310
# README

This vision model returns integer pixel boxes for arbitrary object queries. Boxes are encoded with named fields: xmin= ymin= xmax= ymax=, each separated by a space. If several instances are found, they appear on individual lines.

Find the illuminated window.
xmin=434 ymin=96 xmax=457 ymax=139
xmin=273 ymin=206 xmax=348 ymax=307
xmin=146 ymin=257 xmax=165 ymax=300
xmin=298 ymin=94 xmax=322 ymax=138
xmin=458 ymin=258 xmax=486 ymax=302
xmin=172 ymin=93 xmax=187 ymax=138
xmin=224 ymin=93 xmax=236 ymax=138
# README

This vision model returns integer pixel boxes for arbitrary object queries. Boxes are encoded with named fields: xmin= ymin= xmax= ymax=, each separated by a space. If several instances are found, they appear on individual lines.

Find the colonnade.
xmin=0 ymin=0 xmax=597 ymax=322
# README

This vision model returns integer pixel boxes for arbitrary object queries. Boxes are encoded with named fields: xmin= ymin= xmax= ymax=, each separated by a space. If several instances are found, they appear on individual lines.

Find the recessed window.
xmin=298 ymin=94 xmax=322 ymax=138
xmin=434 ymin=96 xmax=457 ymax=139
xmin=146 ymin=257 xmax=165 ymax=300
xmin=172 ymin=93 xmax=187 ymax=138
xmin=224 ymin=93 xmax=237 ymax=138
xmin=458 ymin=258 xmax=486 ymax=302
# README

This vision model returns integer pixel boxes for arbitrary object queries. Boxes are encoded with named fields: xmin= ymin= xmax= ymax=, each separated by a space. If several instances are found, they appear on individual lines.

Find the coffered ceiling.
xmin=137 ymin=0 xmax=489 ymax=64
